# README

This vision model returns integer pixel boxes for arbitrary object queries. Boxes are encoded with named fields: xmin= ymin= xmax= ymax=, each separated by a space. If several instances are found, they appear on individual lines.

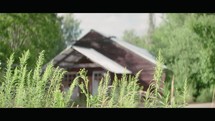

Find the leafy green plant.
xmin=76 ymin=69 xmax=142 ymax=108
xmin=0 ymin=50 xmax=188 ymax=108
xmin=0 ymin=51 xmax=78 ymax=108
xmin=142 ymin=50 xmax=165 ymax=108
xmin=142 ymin=51 xmax=189 ymax=108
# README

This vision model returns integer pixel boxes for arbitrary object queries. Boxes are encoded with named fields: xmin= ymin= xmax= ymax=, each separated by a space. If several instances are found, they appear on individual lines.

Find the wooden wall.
xmin=74 ymin=30 xmax=166 ymax=90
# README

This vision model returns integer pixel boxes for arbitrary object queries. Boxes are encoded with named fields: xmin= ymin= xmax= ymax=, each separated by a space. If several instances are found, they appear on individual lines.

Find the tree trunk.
xmin=146 ymin=13 xmax=155 ymax=45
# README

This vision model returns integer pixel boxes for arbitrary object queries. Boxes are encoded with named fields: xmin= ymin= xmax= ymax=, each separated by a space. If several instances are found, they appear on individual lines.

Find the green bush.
xmin=123 ymin=14 xmax=215 ymax=103
xmin=150 ymin=14 xmax=215 ymax=102
xmin=196 ymin=87 xmax=215 ymax=103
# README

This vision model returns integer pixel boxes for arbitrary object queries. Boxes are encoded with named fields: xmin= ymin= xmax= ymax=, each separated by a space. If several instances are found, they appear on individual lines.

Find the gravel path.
xmin=186 ymin=102 xmax=215 ymax=108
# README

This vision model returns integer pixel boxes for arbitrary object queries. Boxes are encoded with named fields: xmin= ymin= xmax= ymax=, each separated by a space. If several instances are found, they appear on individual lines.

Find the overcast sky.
xmin=59 ymin=13 xmax=164 ymax=39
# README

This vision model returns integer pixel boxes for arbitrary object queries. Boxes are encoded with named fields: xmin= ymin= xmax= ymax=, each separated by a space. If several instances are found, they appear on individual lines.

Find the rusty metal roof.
xmin=90 ymin=29 xmax=167 ymax=69
xmin=112 ymin=38 xmax=167 ymax=69
xmin=46 ymin=29 xmax=167 ymax=71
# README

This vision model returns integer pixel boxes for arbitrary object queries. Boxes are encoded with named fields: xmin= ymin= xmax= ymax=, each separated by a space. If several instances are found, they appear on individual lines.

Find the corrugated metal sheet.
xmin=90 ymin=29 xmax=167 ymax=69
xmin=73 ymin=46 xmax=132 ymax=74
xmin=112 ymin=38 xmax=167 ymax=68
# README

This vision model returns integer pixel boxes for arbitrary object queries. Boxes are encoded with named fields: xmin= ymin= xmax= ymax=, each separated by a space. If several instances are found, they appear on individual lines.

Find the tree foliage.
xmin=60 ymin=13 xmax=82 ymax=46
xmin=122 ymin=30 xmax=144 ymax=46
xmin=123 ymin=13 xmax=215 ymax=102
xmin=0 ymin=13 xmax=65 ymax=67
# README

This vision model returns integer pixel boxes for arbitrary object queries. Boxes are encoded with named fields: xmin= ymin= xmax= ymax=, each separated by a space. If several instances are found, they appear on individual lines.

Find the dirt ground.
xmin=186 ymin=102 xmax=215 ymax=108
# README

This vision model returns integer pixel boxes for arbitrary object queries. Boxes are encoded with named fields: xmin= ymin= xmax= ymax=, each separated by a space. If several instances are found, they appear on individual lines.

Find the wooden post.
xmin=211 ymin=88 xmax=215 ymax=108
xmin=170 ymin=75 xmax=174 ymax=105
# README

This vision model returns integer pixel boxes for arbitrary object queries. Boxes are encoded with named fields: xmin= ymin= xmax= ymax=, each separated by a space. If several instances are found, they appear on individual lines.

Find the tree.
xmin=60 ymin=13 xmax=82 ymax=46
xmin=122 ymin=30 xmax=143 ymax=45
xmin=146 ymin=13 xmax=155 ymax=45
xmin=122 ymin=14 xmax=157 ymax=51
xmin=0 ymin=13 xmax=65 ymax=68
xmin=151 ymin=13 xmax=215 ymax=102
xmin=122 ymin=13 xmax=215 ymax=102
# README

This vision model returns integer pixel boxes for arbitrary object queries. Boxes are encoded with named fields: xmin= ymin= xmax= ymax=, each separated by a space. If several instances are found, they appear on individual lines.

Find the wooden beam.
xmin=54 ymin=49 xmax=82 ymax=67
xmin=59 ymin=63 xmax=101 ymax=68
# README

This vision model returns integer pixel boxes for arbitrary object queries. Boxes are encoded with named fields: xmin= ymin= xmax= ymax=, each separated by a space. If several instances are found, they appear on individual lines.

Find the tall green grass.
xmin=0 ymin=51 xmax=189 ymax=108
xmin=0 ymin=51 xmax=77 ymax=108
xmin=142 ymin=51 xmax=189 ymax=108
xmin=75 ymin=69 xmax=142 ymax=108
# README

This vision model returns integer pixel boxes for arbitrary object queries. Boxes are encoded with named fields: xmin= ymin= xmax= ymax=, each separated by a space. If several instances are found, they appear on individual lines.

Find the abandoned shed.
xmin=48 ymin=29 xmax=167 ymax=98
